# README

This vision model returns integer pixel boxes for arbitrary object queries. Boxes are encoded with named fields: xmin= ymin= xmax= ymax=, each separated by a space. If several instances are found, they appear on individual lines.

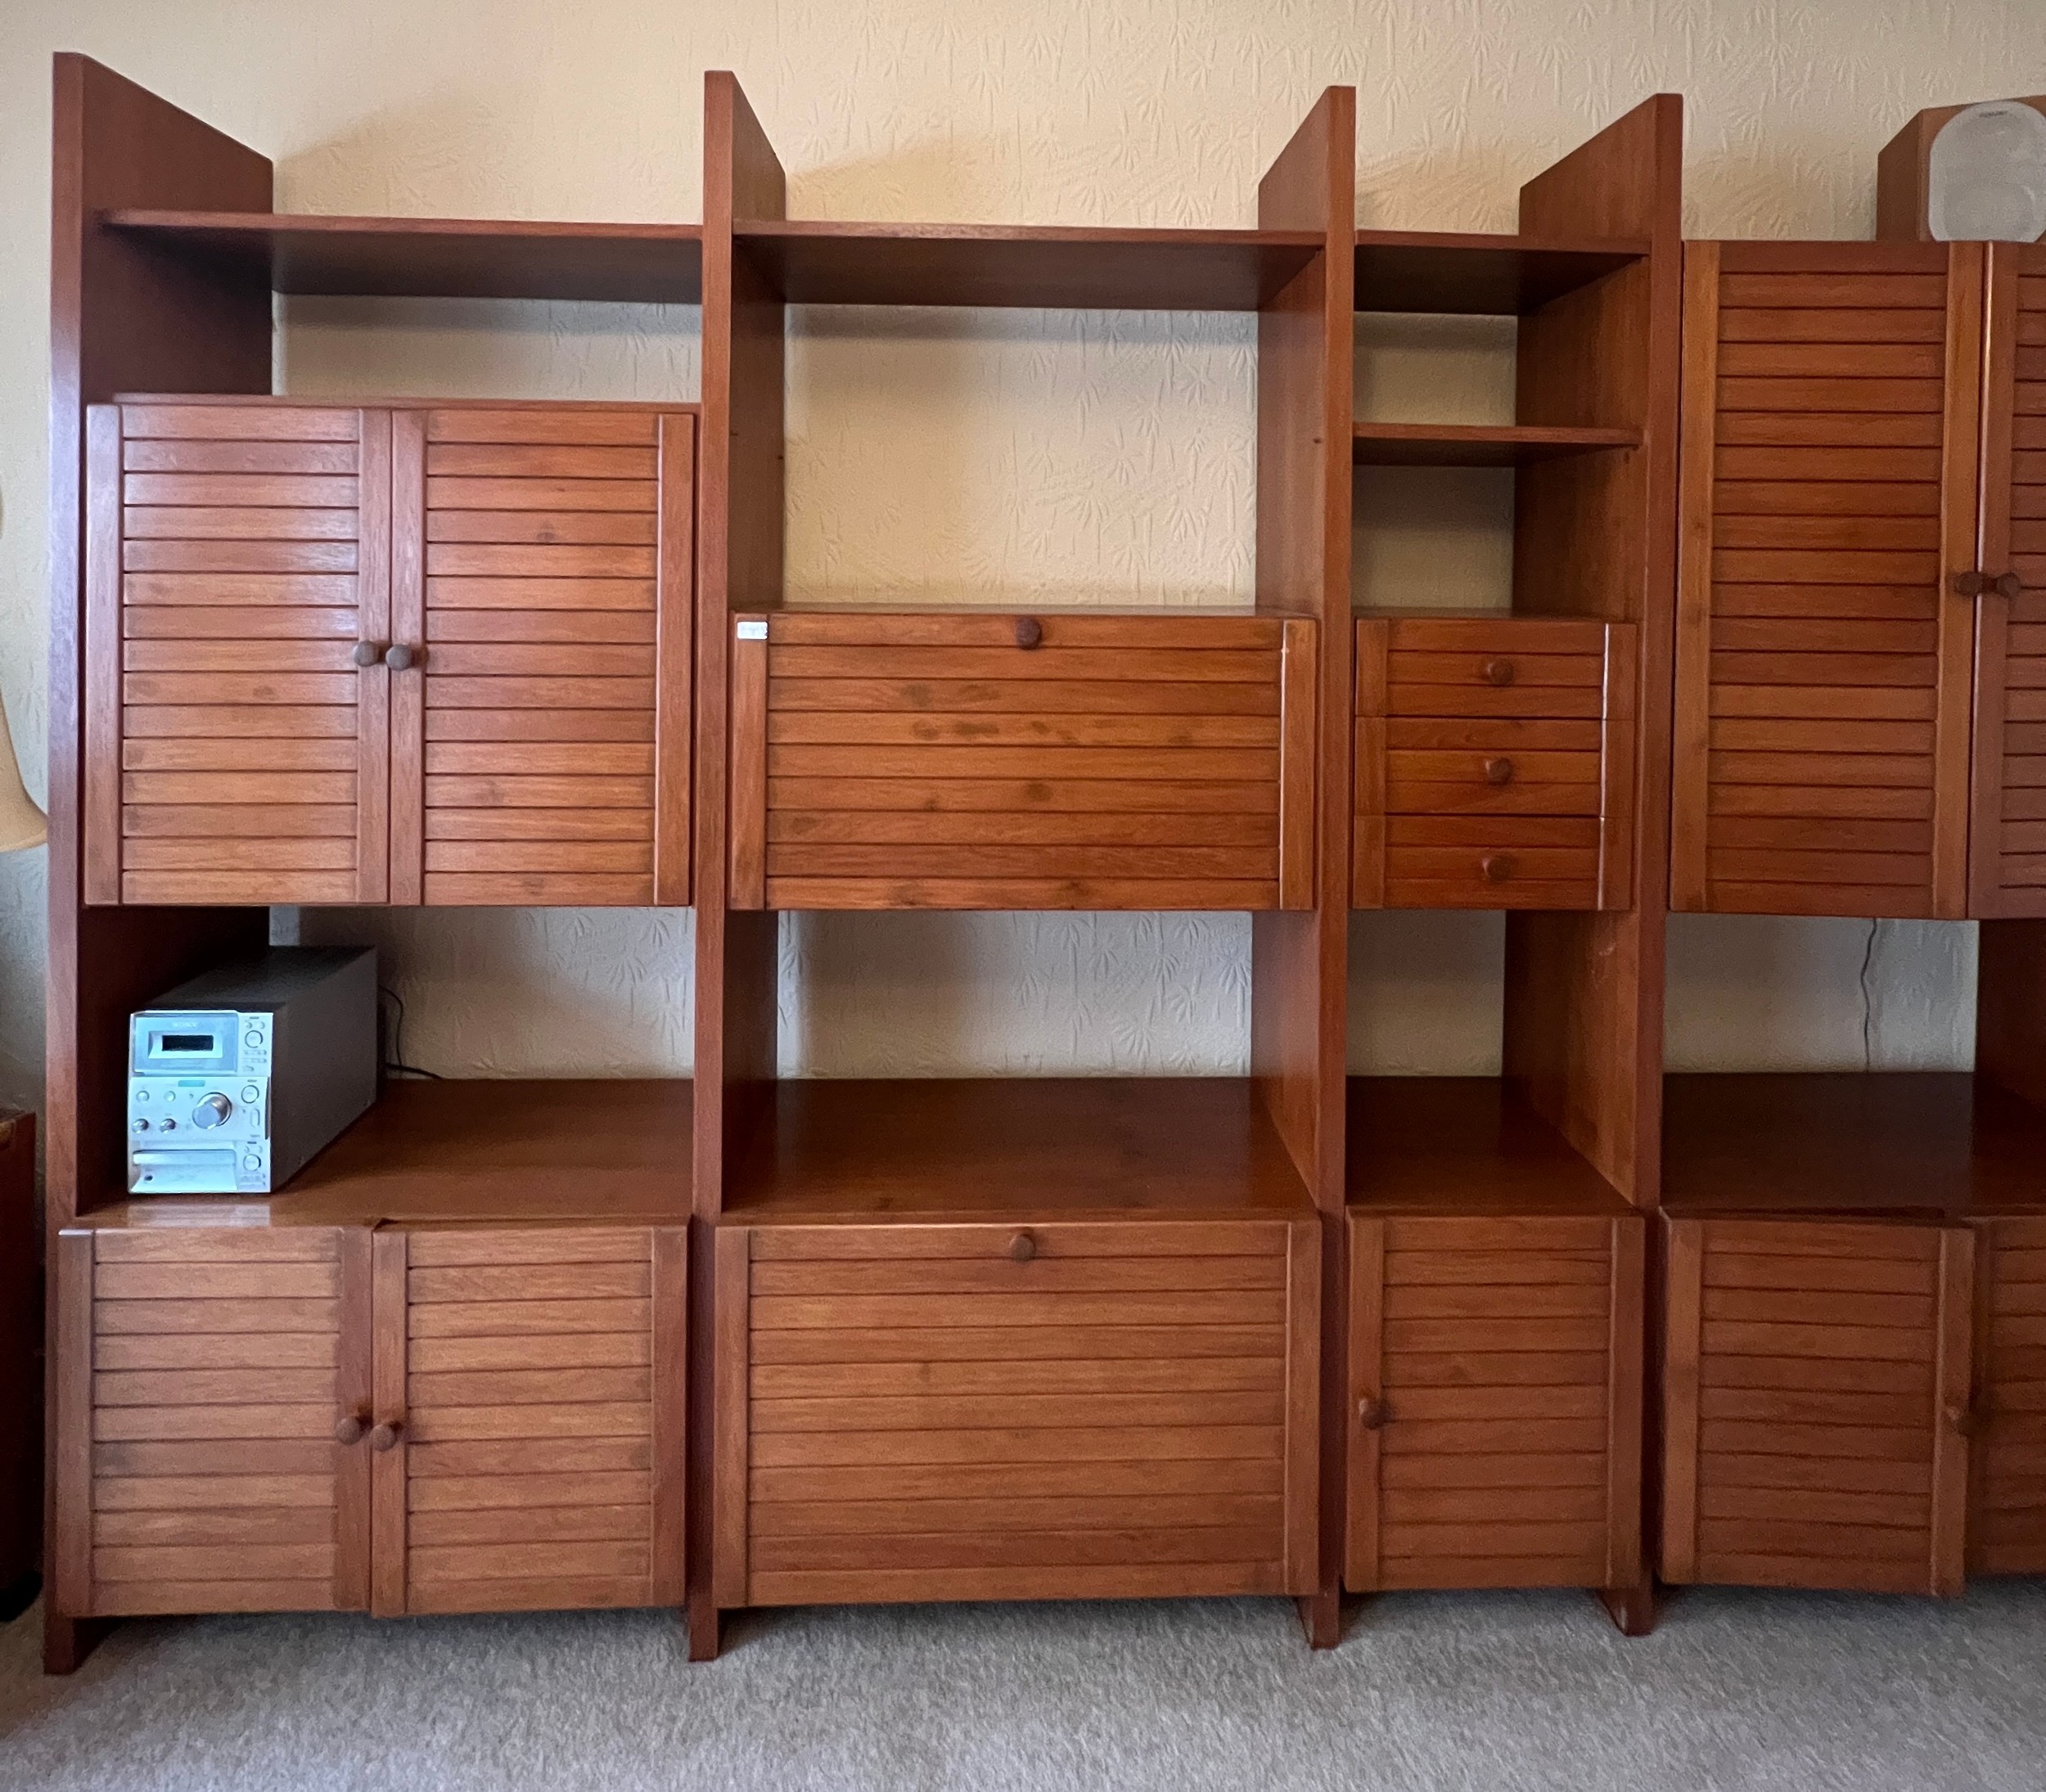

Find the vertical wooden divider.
xmin=692 ymin=70 xmax=788 ymax=1659
xmin=44 ymin=53 xmax=274 ymax=1673
xmin=1251 ymin=84 xmax=1354 ymax=1647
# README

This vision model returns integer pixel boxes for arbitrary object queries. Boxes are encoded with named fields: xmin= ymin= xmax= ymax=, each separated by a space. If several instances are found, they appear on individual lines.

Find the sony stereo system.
xmin=127 ymin=948 xmax=378 ymax=1195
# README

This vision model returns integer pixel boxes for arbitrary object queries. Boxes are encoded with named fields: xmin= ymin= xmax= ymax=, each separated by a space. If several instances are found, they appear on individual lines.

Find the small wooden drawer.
xmin=714 ymin=1218 xmax=1320 ymax=1608
xmin=728 ymin=610 xmax=1317 ymax=912
xmin=1346 ymin=1213 xmax=1645 ymax=1593
xmin=1355 ymin=618 xmax=1636 ymax=910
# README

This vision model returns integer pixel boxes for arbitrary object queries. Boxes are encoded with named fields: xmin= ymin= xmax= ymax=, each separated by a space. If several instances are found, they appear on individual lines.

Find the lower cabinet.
xmin=712 ymin=1218 xmax=1321 ymax=1606
xmin=1661 ymin=1216 xmax=1974 ymax=1595
xmin=1972 ymin=1216 xmax=2046 ymax=1577
xmin=53 ymin=1222 xmax=686 ymax=1619
xmin=1345 ymin=1213 xmax=1646 ymax=1592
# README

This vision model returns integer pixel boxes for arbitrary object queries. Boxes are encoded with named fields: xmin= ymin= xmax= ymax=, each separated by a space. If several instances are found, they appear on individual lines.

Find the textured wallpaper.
xmin=2 ymin=0 xmax=2039 ymax=1098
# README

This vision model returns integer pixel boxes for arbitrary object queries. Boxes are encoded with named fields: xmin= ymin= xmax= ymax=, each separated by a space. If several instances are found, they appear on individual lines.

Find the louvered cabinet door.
xmin=1661 ymin=1216 xmax=1973 ymax=1594
xmin=51 ymin=1227 xmax=372 ymax=1617
xmin=1671 ymin=242 xmax=1985 ymax=920
xmin=1345 ymin=1215 xmax=1644 ymax=1592
xmin=372 ymin=1227 xmax=686 ymax=1615
xmin=83 ymin=402 xmax=391 ymax=905
xmin=1971 ymin=1216 xmax=2046 ymax=1576
xmin=728 ymin=611 xmax=1317 ymax=910
xmin=714 ymin=1220 xmax=1319 ymax=1607
xmin=1970 ymin=245 xmax=2046 ymax=916
xmin=394 ymin=407 xmax=694 ymax=906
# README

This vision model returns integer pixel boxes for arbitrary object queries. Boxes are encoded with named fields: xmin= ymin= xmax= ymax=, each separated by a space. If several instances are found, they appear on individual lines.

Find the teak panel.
xmin=714 ymin=1218 xmax=1319 ymax=1606
xmin=1345 ymin=1213 xmax=1643 ymax=1592
xmin=375 ymin=1225 xmax=686 ymax=1615
xmin=52 ymin=1226 xmax=372 ymax=1617
xmin=1972 ymin=1214 xmax=2046 ymax=1576
xmin=1661 ymin=1216 xmax=1972 ymax=1595
xmin=1353 ymin=618 xmax=1636 ymax=910
xmin=1671 ymin=242 xmax=1982 ymax=920
xmin=1970 ymin=245 xmax=2046 ymax=917
xmin=85 ymin=402 xmax=391 ymax=906
xmin=729 ymin=611 xmax=1314 ymax=911
xmin=399 ymin=407 xmax=695 ymax=906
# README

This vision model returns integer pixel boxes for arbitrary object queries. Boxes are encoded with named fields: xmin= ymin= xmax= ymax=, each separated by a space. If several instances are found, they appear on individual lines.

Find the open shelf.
xmin=1662 ymin=1072 xmax=2046 ymax=1220
xmin=1346 ymin=1076 xmax=1631 ymax=1214
xmin=1353 ymin=231 xmax=1646 ymax=314
xmin=1351 ymin=421 xmax=1639 ymax=466
xmin=84 ymin=1078 xmax=696 ymax=1227
xmin=725 ymin=1078 xmax=1315 ymax=1220
xmin=734 ymin=220 xmax=1323 ymax=309
xmin=102 ymin=209 xmax=705 ymax=303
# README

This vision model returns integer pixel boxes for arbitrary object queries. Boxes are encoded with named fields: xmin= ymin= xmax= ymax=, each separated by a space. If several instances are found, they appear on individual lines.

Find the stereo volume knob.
xmin=192 ymin=1093 xmax=233 ymax=1130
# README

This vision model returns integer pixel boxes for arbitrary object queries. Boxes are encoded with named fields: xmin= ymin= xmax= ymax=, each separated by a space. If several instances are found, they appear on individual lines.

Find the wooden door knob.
xmin=1014 ymin=616 xmax=1043 ymax=650
xmin=1007 ymin=1229 xmax=1038 ymax=1263
xmin=351 ymin=640 xmax=388 ymax=668
xmin=1945 ymin=1400 xmax=1979 ymax=1438
xmin=1484 ymin=758 xmax=1514 ymax=786
xmin=1357 ymin=1396 xmax=1389 ymax=1430
xmin=369 ymin=1419 xmax=404 ymax=1452
xmin=334 ymin=1412 xmax=369 ymax=1446
xmin=1482 ymin=657 xmax=1515 ymax=687
xmin=1996 ymin=573 xmax=2024 ymax=600
xmin=383 ymin=643 xmax=419 ymax=671
xmin=1481 ymin=853 xmax=1515 ymax=883
xmin=1955 ymin=570 xmax=1990 ymax=598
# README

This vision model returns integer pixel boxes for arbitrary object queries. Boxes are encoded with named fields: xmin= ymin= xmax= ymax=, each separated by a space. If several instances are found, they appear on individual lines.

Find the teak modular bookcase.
xmin=37 ymin=55 xmax=2046 ymax=1676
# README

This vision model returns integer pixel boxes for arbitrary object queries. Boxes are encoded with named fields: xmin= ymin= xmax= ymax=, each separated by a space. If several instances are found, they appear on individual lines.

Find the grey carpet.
xmin=1 ymin=1585 xmax=2041 ymax=1790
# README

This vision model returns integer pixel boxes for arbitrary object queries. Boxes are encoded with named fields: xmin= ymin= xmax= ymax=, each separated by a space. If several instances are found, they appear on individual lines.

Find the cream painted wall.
xmin=2 ymin=1 xmax=2039 ymax=1102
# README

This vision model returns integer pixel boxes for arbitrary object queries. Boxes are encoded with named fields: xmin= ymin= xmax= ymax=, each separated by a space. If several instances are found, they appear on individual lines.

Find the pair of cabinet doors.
xmin=83 ymin=399 xmax=696 ymax=908
xmin=1661 ymin=1213 xmax=2046 ymax=1595
xmin=52 ymin=1224 xmax=687 ymax=1619
xmin=1674 ymin=239 xmax=2044 ymax=919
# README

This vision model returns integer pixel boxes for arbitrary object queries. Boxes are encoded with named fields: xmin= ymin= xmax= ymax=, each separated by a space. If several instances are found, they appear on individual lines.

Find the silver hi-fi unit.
xmin=128 ymin=948 xmax=379 ymax=1195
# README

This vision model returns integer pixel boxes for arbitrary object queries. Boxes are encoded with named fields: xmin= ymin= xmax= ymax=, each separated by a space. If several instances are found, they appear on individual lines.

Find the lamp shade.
xmin=0 ymin=693 xmax=46 ymax=854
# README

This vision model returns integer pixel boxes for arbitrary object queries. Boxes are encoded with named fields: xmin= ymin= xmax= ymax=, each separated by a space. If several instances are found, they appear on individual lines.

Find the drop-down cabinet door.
xmin=1345 ymin=1214 xmax=1646 ymax=1592
xmin=1969 ymin=244 xmax=2046 ymax=916
xmin=367 ymin=1226 xmax=687 ymax=1616
xmin=52 ymin=1226 xmax=373 ymax=1618
xmin=83 ymin=402 xmax=393 ymax=906
xmin=714 ymin=1219 xmax=1320 ymax=1607
xmin=728 ymin=611 xmax=1316 ymax=910
xmin=1661 ymin=1216 xmax=1974 ymax=1594
xmin=392 ymin=407 xmax=694 ymax=906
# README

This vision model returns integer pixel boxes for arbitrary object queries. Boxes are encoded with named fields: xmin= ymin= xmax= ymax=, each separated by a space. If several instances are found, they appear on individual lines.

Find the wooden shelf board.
xmin=102 ymin=210 xmax=705 ymax=304
xmin=82 ymin=1079 xmax=695 ymax=1228
xmin=735 ymin=221 xmax=1323 ymax=310
xmin=1353 ymin=231 xmax=1647 ymax=314
xmin=1351 ymin=422 xmax=1639 ymax=466
xmin=1345 ymin=1077 xmax=1631 ymax=1215
xmin=1661 ymin=1072 xmax=2046 ymax=1219
xmin=726 ymin=1077 xmax=1315 ymax=1219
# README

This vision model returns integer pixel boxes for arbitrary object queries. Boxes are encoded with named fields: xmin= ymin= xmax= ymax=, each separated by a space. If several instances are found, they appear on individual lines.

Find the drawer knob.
xmin=1015 ymin=616 xmax=1043 ymax=650
xmin=351 ymin=640 xmax=388 ymax=669
xmin=1007 ymin=1229 xmax=1038 ymax=1263
xmin=1955 ymin=570 xmax=1989 ymax=598
xmin=384 ymin=642 xmax=420 ymax=672
xmin=370 ymin=1419 xmax=404 ymax=1452
xmin=1481 ymin=853 xmax=1515 ymax=883
xmin=1357 ymin=1396 xmax=1389 ymax=1430
xmin=1482 ymin=657 xmax=1516 ymax=687
xmin=1484 ymin=758 xmax=1514 ymax=786
xmin=1996 ymin=573 xmax=2024 ymax=600
xmin=333 ymin=1411 xmax=369 ymax=1447
xmin=1945 ymin=1399 xmax=1979 ymax=1439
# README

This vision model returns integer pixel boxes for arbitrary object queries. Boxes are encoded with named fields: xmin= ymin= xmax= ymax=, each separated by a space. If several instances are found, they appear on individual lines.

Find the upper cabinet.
xmin=84 ymin=399 xmax=695 ymax=909
xmin=726 ymin=610 xmax=1316 ymax=912
xmin=1672 ymin=241 xmax=2043 ymax=920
